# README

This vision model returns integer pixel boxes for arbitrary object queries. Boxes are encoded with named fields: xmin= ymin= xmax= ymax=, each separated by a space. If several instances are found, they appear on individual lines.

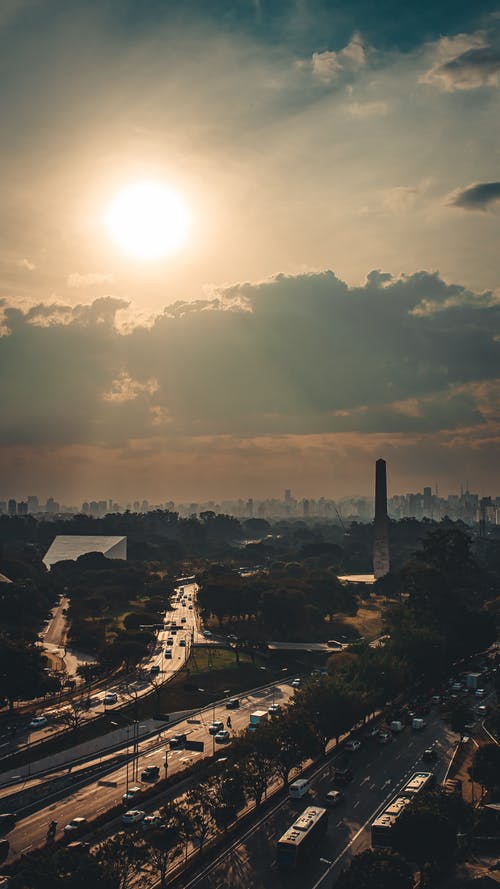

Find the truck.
xmin=466 ymin=673 xmax=481 ymax=690
xmin=248 ymin=710 xmax=268 ymax=732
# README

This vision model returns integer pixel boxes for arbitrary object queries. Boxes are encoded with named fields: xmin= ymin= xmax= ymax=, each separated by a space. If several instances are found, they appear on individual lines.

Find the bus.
xmin=371 ymin=772 xmax=435 ymax=849
xmin=276 ymin=806 xmax=328 ymax=868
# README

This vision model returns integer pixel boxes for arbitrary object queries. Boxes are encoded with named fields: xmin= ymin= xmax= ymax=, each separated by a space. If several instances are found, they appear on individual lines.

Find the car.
xmin=227 ymin=634 xmax=238 ymax=643
xmin=345 ymin=738 xmax=362 ymax=753
xmin=181 ymin=617 xmax=186 ymax=623
xmin=179 ymin=639 xmax=186 ymax=647
xmin=67 ymin=841 xmax=91 ymax=851
xmin=476 ymin=704 xmax=488 ymax=717
xmin=475 ymin=688 xmax=486 ymax=698
xmin=209 ymin=721 xmax=224 ymax=735
xmin=422 ymin=747 xmax=438 ymax=762
xmin=29 ymin=716 xmax=48 ymax=729
xmin=215 ymin=730 xmax=230 ymax=743
xmin=122 ymin=810 xmax=145 ymax=825
xmin=188 ymin=605 xmax=193 ymax=610
xmin=166 ymin=638 xmax=174 ymax=646
xmin=431 ymin=695 xmax=441 ymax=706
xmin=141 ymin=766 xmax=160 ymax=782
xmin=142 ymin=814 xmax=163 ymax=830
xmin=0 ymin=814 xmax=16 ymax=834
xmin=377 ymin=730 xmax=392 ymax=744
xmin=225 ymin=698 xmax=240 ymax=710
xmin=150 ymin=665 xmax=160 ymax=676
xmin=103 ymin=692 xmax=118 ymax=705
xmin=165 ymin=649 xmax=172 ymax=659
xmin=122 ymin=786 xmax=141 ymax=802
xmin=333 ymin=765 xmax=353 ymax=786
xmin=63 ymin=817 xmax=87 ymax=834
xmin=451 ymin=682 xmax=463 ymax=692
xmin=363 ymin=726 xmax=380 ymax=741
xmin=0 ymin=839 xmax=9 ymax=861
xmin=324 ymin=789 xmax=344 ymax=806
xmin=268 ymin=704 xmax=281 ymax=716
xmin=291 ymin=678 xmax=301 ymax=689
xmin=202 ymin=630 xmax=213 ymax=638
xmin=169 ymin=733 xmax=187 ymax=749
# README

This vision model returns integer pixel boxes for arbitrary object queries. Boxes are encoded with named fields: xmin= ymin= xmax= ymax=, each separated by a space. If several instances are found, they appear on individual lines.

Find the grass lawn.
xmin=342 ymin=596 xmax=385 ymax=641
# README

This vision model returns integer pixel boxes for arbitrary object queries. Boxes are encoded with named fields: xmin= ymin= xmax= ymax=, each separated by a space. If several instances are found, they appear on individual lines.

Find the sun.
xmin=105 ymin=181 xmax=190 ymax=260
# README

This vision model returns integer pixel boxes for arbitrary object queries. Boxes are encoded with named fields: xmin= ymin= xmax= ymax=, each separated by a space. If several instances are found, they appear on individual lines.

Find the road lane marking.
xmin=353 ymin=801 xmax=359 ymax=809
xmin=360 ymin=776 xmax=370 ymax=785
xmin=370 ymin=783 xmax=377 ymax=790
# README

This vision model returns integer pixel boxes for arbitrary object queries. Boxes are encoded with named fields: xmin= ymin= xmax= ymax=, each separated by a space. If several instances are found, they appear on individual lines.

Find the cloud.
xmin=0 ymin=269 xmax=498 ymax=453
xmin=421 ymin=32 xmax=500 ymax=91
xmin=345 ymin=100 xmax=389 ymax=117
xmin=103 ymin=372 xmax=159 ymax=403
xmin=311 ymin=33 xmax=366 ymax=83
xmin=448 ymin=181 xmax=500 ymax=211
xmin=67 ymin=272 xmax=116 ymax=288
xmin=18 ymin=258 xmax=35 ymax=271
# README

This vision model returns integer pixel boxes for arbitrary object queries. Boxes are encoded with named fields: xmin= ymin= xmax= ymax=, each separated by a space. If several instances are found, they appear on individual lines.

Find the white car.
xmin=122 ymin=786 xmax=141 ymax=802
xmin=142 ymin=814 xmax=163 ymax=830
xmin=29 ymin=715 xmax=48 ymax=729
xmin=475 ymin=688 xmax=486 ymax=698
xmin=209 ymin=721 xmax=224 ymax=735
xmin=63 ymin=817 xmax=87 ymax=834
xmin=345 ymin=738 xmax=362 ymax=752
xmin=215 ymin=730 xmax=230 ymax=743
xmin=291 ymin=678 xmax=301 ymax=689
xmin=268 ymin=704 xmax=281 ymax=716
xmin=122 ymin=809 xmax=145 ymax=825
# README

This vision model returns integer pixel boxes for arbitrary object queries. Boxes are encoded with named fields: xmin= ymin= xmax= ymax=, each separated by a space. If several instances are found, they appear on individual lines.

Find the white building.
xmin=43 ymin=535 xmax=127 ymax=569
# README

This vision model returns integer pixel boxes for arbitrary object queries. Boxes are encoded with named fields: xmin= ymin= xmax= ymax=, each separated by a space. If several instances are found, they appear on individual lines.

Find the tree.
xmin=257 ymin=710 xmax=316 ymax=786
xmin=11 ymin=846 xmax=119 ymax=889
xmin=336 ymin=849 xmax=414 ymax=889
xmin=60 ymin=700 xmax=86 ymax=737
xmin=291 ymin=678 xmax=359 ymax=754
xmin=0 ymin=634 xmax=52 ymax=709
xmin=96 ymin=831 xmax=147 ymax=889
xmin=447 ymin=701 xmax=473 ymax=740
xmin=184 ymin=787 xmax=215 ymax=856
xmin=392 ymin=797 xmax=456 ymax=868
xmin=470 ymin=743 xmax=500 ymax=796
xmin=148 ymin=803 xmax=184 ymax=888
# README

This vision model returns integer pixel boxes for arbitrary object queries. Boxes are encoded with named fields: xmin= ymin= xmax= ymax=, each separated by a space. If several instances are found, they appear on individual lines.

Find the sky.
xmin=1 ymin=0 xmax=499 ymax=504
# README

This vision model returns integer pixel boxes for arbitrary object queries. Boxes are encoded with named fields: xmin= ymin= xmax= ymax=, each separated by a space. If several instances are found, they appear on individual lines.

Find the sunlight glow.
xmin=105 ymin=181 xmax=190 ymax=260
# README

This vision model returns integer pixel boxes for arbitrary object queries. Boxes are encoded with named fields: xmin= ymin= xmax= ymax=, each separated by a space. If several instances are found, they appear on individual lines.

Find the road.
xmin=4 ymin=679 xmax=294 ymax=862
xmin=178 ymin=709 xmax=457 ymax=889
xmin=3 ymin=583 xmax=199 ymax=754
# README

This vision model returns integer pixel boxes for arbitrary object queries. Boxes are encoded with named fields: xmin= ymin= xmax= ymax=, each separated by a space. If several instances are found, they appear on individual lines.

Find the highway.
xmin=1 ymin=583 xmax=199 ymax=755
xmin=4 ymin=678 xmax=294 ymax=862
xmin=177 ymin=708 xmax=457 ymax=889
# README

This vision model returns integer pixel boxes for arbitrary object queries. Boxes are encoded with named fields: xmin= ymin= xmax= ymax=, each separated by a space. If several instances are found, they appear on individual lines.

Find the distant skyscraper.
xmin=8 ymin=499 xmax=16 ymax=516
xmin=27 ymin=495 xmax=39 ymax=514
xmin=373 ymin=458 xmax=390 ymax=579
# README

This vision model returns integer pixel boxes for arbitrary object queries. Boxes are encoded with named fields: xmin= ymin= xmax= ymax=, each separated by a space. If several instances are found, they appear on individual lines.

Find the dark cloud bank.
xmin=451 ymin=181 xmax=500 ymax=210
xmin=1 ymin=269 xmax=499 ymax=449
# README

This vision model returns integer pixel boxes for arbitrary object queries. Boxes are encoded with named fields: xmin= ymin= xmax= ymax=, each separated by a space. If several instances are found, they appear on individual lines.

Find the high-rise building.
xmin=17 ymin=501 xmax=28 ymax=515
xmin=423 ymin=486 xmax=432 ymax=516
xmin=373 ymin=458 xmax=390 ymax=579
xmin=8 ymin=499 xmax=17 ymax=516
xmin=27 ymin=495 xmax=39 ymax=514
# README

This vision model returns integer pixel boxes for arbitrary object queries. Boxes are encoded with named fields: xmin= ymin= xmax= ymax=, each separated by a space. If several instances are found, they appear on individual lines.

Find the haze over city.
xmin=1 ymin=0 xmax=499 ymax=502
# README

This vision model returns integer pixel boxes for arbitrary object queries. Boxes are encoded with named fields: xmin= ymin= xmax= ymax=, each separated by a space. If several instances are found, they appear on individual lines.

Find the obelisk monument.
xmin=373 ymin=458 xmax=390 ymax=579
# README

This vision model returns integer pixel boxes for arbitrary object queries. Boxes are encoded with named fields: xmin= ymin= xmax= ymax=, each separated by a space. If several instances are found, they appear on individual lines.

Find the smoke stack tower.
xmin=373 ymin=458 xmax=390 ymax=579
